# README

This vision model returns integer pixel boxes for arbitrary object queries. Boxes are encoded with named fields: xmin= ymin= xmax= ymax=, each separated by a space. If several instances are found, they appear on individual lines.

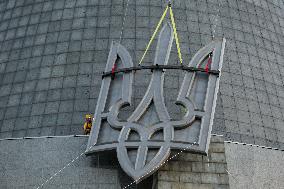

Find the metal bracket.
xmin=102 ymin=65 xmax=220 ymax=78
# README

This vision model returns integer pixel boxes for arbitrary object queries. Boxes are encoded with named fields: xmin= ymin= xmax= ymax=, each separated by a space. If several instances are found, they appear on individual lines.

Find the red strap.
xmin=205 ymin=54 xmax=212 ymax=73
xmin=111 ymin=63 xmax=116 ymax=75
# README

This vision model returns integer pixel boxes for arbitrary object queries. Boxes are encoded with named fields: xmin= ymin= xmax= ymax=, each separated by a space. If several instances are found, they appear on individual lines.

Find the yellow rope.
xmin=138 ymin=3 xmax=183 ymax=65
xmin=169 ymin=7 xmax=183 ymax=65
xmin=138 ymin=6 xmax=169 ymax=65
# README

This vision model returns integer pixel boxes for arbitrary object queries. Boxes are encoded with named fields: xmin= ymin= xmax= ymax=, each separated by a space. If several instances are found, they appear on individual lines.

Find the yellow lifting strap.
xmin=138 ymin=3 xmax=183 ymax=65
xmin=169 ymin=6 xmax=183 ymax=65
xmin=138 ymin=6 xmax=169 ymax=65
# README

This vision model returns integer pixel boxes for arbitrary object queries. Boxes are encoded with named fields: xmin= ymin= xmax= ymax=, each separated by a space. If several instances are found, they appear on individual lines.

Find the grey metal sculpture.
xmin=86 ymin=22 xmax=226 ymax=182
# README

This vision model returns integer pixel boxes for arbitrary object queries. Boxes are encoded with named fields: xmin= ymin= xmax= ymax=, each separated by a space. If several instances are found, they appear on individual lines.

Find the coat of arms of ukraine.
xmin=85 ymin=22 xmax=226 ymax=182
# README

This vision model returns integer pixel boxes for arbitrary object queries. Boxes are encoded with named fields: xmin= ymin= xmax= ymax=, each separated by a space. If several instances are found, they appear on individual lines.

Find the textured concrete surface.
xmin=0 ymin=134 xmax=231 ymax=189
xmin=0 ymin=136 xmax=121 ymax=189
xmin=0 ymin=0 xmax=284 ymax=150
xmin=1 ymin=133 xmax=283 ymax=189
xmin=157 ymin=135 xmax=229 ymax=189
xmin=225 ymin=142 xmax=284 ymax=189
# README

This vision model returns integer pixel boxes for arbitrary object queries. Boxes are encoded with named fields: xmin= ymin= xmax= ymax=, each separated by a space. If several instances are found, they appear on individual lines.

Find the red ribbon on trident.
xmin=205 ymin=53 xmax=212 ymax=73
xmin=111 ymin=63 xmax=116 ymax=79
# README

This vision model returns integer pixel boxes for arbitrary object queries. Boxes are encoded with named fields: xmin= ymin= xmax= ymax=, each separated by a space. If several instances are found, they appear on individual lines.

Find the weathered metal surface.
xmin=86 ymin=22 xmax=226 ymax=182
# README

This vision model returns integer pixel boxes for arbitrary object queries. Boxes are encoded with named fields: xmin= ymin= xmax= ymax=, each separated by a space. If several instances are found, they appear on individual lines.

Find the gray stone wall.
xmin=0 ymin=0 xmax=284 ymax=149
xmin=0 ymin=135 xmax=121 ymax=189
xmin=225 ymin=141 xmax=284 ymax=189
xmin=1 ymin=133 xmax=283 ymax=189
xmin=157 ymin=135 xmax=229 ymax=189
xmin=0 ymin=134 xmax=230 ymax=189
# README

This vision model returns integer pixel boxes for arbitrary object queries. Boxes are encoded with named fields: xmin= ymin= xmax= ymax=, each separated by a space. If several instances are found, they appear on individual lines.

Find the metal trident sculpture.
xmin=86 ymin=23 xmax=226 ymax=182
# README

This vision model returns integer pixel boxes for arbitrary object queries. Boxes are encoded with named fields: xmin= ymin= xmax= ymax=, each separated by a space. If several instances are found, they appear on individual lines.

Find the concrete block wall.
xmin=157 ymin=135 xmax=229 ymax=189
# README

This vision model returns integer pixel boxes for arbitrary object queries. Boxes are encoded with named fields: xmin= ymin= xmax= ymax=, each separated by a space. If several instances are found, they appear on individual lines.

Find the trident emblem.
xmin=86 ymin=23 xmax=226 ymax=182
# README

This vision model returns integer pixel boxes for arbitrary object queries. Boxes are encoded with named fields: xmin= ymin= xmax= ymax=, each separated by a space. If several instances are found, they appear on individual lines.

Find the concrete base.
xmin=0 ymin=136 xmax=120 ymax=189
xmin=0 ymin=135 xmax=283 ymax=189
